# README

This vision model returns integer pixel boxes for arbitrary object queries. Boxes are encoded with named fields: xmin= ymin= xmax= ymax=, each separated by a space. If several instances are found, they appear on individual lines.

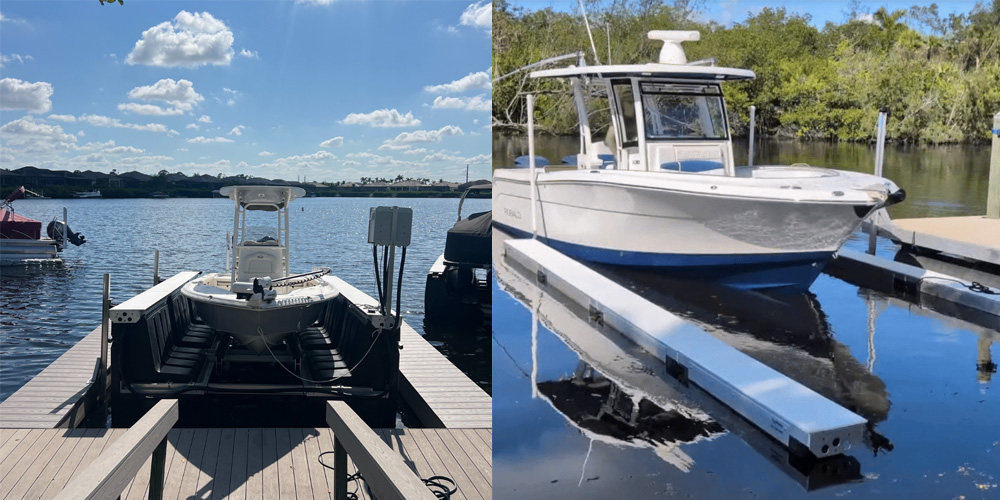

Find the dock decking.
xmin=0 ymin=272 xmax=492 ymax=498
xmin=869 ymin=214 xmax=1000 ymax=264
xmin=0 ymin=427 xmax=492 ymax=500
xmin=0 ymin=326 xmax=103 ymax=429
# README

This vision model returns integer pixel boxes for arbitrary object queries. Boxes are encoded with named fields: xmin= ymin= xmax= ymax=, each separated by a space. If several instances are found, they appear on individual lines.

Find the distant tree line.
xmin=493 ymin=0 xmax=1000 ymax=144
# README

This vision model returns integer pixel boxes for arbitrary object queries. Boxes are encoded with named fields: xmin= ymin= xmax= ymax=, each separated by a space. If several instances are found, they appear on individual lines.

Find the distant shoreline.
xmin=11 ymin=190 xmax=490 ymax=200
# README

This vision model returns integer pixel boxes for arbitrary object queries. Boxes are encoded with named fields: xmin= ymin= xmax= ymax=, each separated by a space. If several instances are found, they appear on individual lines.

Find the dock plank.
xmin=244 ymin=428 xmax=264 ymax=499
xmin=175 ymin=427 xmax=208 ymax=500
xmin=275 ymin=428 xmax=296 ymax=499
xmin=37 ymin=429 xmax=104 ymax=499
xmin=228 ymin=427 xmax=250 ymax=500
xmin=210 ymin=428 xmax=236 ymax=500
xmin=161 ymin=428 xmax=194 ymax=500
xmin=0 ymin=326 xmax=102 ymax=428
xmin=259 ymin=428 xmax=279 ymax=500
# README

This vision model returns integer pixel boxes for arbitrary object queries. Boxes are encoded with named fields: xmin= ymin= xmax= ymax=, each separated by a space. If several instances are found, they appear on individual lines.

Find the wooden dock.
xmin=0 ymin=427 xmax=491 ymax=499
xmin=868 ymin=214 xmax=1000 ymax=264
xmin=0 ymin=326 xmax=104 ymax=429
xmin=0 ymin=272 xmax=492 ymax=499
xmin=0 ymin=277 xmax=491 ymax=430
xmin=330 ymin=277 xmax=493 ymax=429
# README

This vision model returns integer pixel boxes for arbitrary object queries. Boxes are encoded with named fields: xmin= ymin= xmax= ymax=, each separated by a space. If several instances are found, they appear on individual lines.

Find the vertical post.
xmin=527 ymin=94 xmax=538 ymax=239
xmin=531 ymin=302 xmax=539 ymax=399
xmin=334 ymin=436 xmax=348 ymax=500
xmin=62 ymin=207 xmax=68 ymax=248
xmin=153 ymin=250 xmax=160 ymax=286
xmin=748 ymin=106 xmax=756 ymax=167
xmin=869 ymin=110 xmax=889 ymax=254
xmin=874 ymin=110 xmax=887 ymax=178
xmin=148 ymin=437 xmax=168 ymax=500
xmin=385 ymin=208 xmax=397 ymax=325
xmin=100 ymin=274 xmax=110 ymax=403
xmin=987 ymin=111 xmax=1000 ymax=218
xmin=225 ymin=230 xmax=230 ymax=273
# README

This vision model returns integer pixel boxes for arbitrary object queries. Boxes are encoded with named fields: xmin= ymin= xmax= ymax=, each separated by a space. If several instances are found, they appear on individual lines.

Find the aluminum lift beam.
xmin=504 ymin=238 xmax=866 ymax=458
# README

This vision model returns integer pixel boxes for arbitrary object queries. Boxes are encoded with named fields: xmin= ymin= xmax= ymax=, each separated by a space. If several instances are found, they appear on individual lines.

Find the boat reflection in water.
xmin=494 ymin=230 xmax=891 ymax=490
xmin=593 ymin=265 xmax=893 ymax=427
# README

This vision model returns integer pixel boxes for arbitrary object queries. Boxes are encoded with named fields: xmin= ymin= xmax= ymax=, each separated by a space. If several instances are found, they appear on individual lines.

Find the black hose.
xmin=373 ymin=245 xmax=384 ymax=306
xmin=396 ymin=246 xmax=406 ymax=325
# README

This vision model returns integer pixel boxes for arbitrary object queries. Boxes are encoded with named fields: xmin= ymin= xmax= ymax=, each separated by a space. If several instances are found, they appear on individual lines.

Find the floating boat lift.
xmin=501 ymin=238 xmax=867 ymax=460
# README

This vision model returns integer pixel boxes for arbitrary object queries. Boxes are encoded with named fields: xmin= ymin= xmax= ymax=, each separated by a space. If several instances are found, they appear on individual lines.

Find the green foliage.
xmin=494 ymin=0 xmax=1000 ymax=144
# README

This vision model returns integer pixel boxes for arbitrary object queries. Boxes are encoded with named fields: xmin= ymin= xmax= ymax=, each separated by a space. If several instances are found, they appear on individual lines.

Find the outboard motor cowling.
xmin=46 ymin=220 xmax=86 ymax=246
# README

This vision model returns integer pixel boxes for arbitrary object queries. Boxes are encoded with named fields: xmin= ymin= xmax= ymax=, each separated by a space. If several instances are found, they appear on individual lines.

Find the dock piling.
xmin=748 ymin=105 xmax=756 ymax=167
xmin=868 ymin=110 xmax=889 ymax=254
xmin=988 ymin=110 xmax=999 ymax=218
xmin=334 ymin=437 xmax=348 ymax=500
xmin=149 ymin=437 xmax=167 ymax=500
xmin=100 ymin=273 xmax=110 ymax=404
xmin=527 ymin=93 xmax=538 ymax=238
xmin=153 ymin=249 xmax=160 ymax=285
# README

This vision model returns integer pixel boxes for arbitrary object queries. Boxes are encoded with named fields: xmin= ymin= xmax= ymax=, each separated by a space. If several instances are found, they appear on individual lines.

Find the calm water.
xmin=0 ymin=196 xmax=491 ymax=401
xmin=493 ymin=135 xmax=998 ymax=498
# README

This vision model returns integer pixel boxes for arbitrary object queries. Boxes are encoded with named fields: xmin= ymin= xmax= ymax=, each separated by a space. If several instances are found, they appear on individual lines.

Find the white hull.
xmin=181 ymin=274 xmax=339 ymax=353
xmin=493 ymin=167 xmax=898 ymax=289
xmin=0 ymin=238 xmax=61 ymax=265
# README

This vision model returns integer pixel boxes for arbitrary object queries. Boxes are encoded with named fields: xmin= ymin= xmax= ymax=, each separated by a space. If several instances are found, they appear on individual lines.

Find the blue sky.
xmin=511 ymin=0 xmax=982 ymax=28
xmin=0 ymin=1 xmax=491 ymax=183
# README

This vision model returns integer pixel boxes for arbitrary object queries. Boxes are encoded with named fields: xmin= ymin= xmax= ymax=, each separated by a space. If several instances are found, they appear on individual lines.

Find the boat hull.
xmin=0 ymin=238 xmax=61 ymax=265
xmin=493 ymin=170 xmax=877 ymax=290
xmin=181 ymin=275 xmax=339 ymax=353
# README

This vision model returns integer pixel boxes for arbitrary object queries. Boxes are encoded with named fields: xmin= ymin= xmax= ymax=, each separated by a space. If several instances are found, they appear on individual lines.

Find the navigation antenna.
xmin=577 ymin=0 xmax=602 ymax=65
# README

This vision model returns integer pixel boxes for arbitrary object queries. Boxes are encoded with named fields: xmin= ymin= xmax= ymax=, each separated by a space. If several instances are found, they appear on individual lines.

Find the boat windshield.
xmin=242 ymin=226 xmax=280 ymax=245
xmin=640 ymin=82 xmax=727 ymax=140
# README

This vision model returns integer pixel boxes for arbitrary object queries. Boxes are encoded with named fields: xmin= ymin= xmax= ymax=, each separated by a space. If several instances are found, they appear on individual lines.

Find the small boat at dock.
xmin=112 ymin=185 xmax=414 ymax=427
xmin=180 ymin=186 xmax=337 ymax=353
xmin=73 ymin=189 xmax=102 ymax=198
xmin=493 ymin=30 xmax=906 ymax=291
xmin=425 ymin=183 xmax=492 ymax=324
xmin=1 ymin=186 xmax=86 ymax=265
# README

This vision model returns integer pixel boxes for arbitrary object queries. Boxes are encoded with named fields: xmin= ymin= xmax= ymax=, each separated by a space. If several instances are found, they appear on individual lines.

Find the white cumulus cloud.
xmin=319 ymin=136 xmax=344 ymax=148
xmin=197 ymin=115 xmax=212 ymax=123
xmin=424 ymin=71 xmax=491 ymax=94
xmin=127 ymin=11 xmax=234 ymax=68
xmin=229 ymin=125 xmax=246 ymax=136
xmin=258 ymin=151 xmax=274 ymax=156
xmin=341 ymin=109 xmax=420 ymax=128
xmin=459 ymin=2 xmax=491 ymax=31
xmin=105 ymin=145 xmax=146 ymax=155
xmin=79 ymin=114 xmax=169 ymax=132
xmin=0 ymin=78 xmax=53 ymax=113
xmin=126 ymin=78 xmax=203 ymax=112
xmin=382 ymin=125 xmax=464 ymax=147
xmin=0 ymin=116 xmax=76 ymax=143
xmin=117 ymin=103 xmax=185 ymax=116
xmin=187 ymin=136 xmax=235 ymax=144
xmin=431 ymin=95 xmax=490 ymax=111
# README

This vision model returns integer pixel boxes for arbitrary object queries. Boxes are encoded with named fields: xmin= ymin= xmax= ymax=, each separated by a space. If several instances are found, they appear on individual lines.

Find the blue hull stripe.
xmin=494 ymin=221 xmax=833 ymax=291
